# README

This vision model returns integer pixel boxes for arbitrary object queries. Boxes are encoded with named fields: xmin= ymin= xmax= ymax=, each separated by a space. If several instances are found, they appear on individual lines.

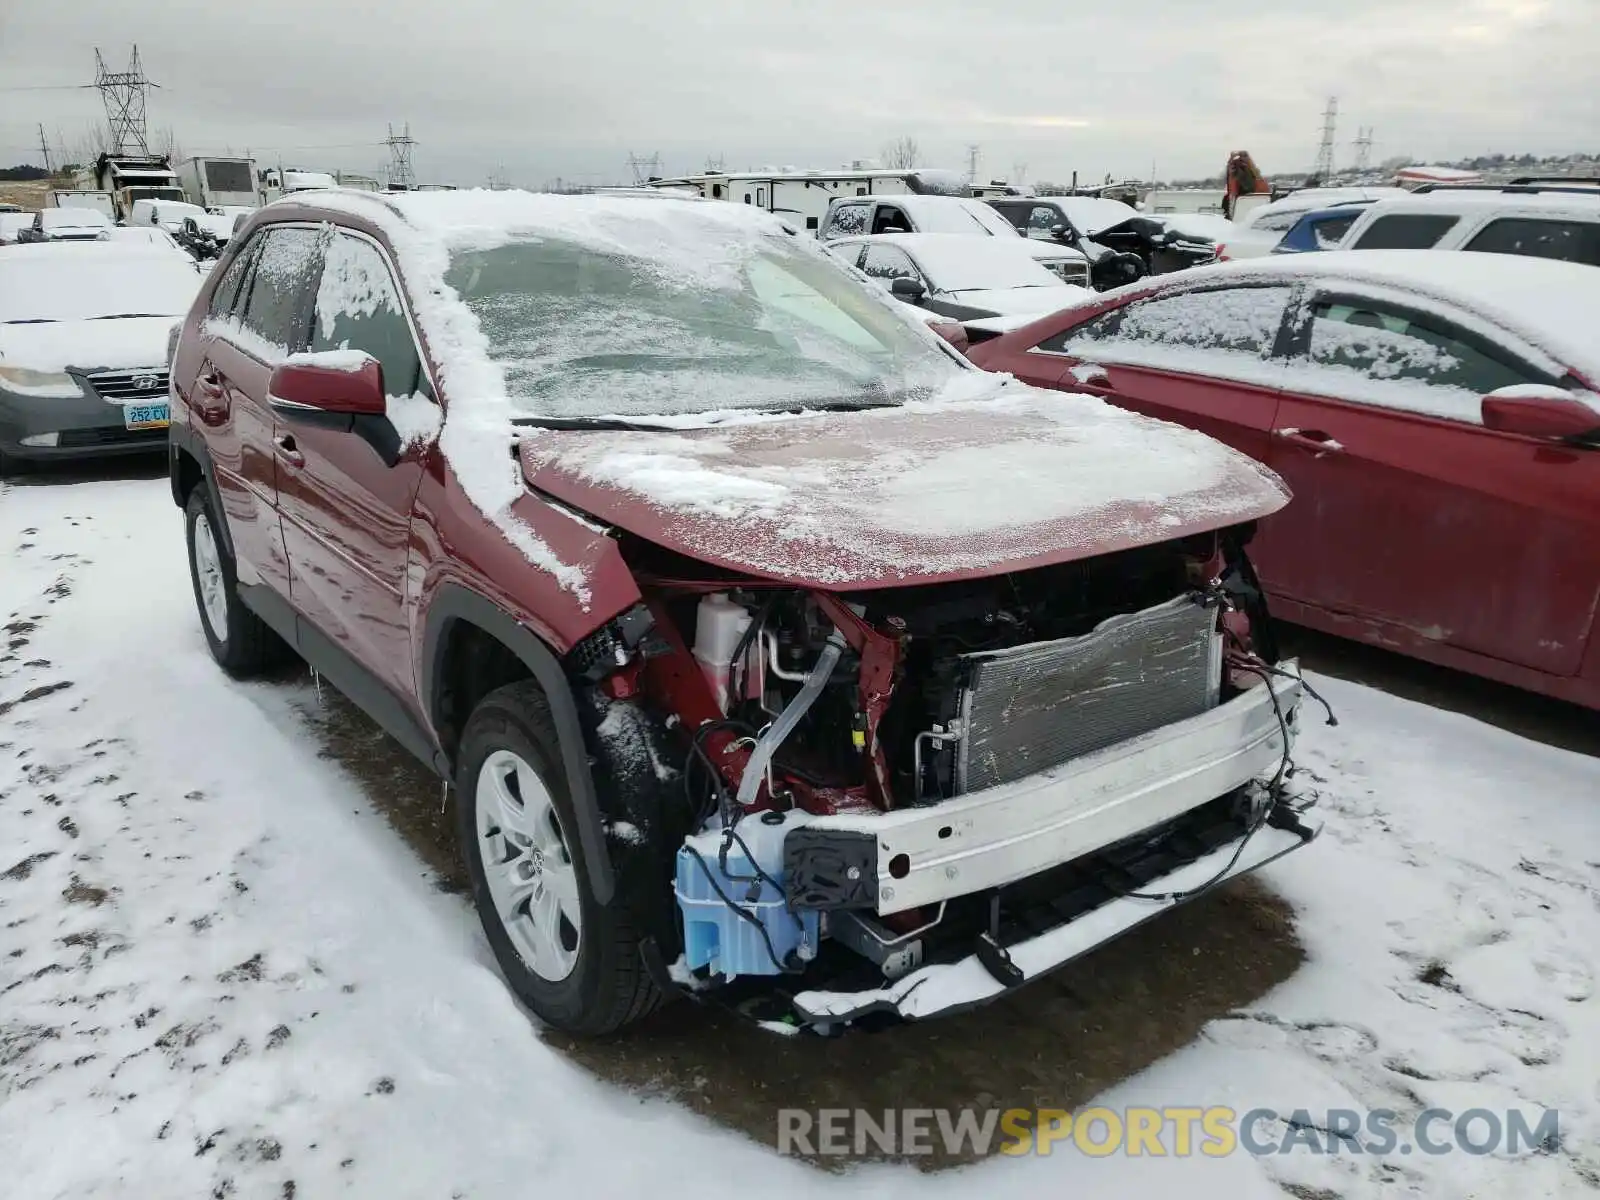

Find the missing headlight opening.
xmin=575 ymin=525 xmax=1319 ymax=1030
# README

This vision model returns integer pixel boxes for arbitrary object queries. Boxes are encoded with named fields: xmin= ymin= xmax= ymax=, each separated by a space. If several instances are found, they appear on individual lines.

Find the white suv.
xmin=1339 ymin=183 xmax=1600 ymax=265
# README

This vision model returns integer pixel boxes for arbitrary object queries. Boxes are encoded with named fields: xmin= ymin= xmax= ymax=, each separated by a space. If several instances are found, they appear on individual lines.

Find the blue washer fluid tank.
xmin=675 ymin=815 xmax=820 ymax=979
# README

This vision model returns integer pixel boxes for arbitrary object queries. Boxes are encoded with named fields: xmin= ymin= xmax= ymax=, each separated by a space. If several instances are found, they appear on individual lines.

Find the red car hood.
xmin=519 ymin=382 xmax=1289 ymax=589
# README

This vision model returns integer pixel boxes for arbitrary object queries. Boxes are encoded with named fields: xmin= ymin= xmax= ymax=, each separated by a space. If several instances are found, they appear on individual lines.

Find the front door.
xmin=1258 ymin=289 xmax=1600 ymax=677
xmin=275 ymin=230 xmax=438 ymax=700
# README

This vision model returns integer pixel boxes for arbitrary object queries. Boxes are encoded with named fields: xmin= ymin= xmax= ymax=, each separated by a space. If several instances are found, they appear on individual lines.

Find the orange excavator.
xmin=1223 ymin=150 xmax=1271 ymax=220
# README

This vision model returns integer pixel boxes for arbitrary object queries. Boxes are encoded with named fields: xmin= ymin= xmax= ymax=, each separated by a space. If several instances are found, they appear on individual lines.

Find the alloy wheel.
xmin=476 ymin=748 xmax=583 ymax=982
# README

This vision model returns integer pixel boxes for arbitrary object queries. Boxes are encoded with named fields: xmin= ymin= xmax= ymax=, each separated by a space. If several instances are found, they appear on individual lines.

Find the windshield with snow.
xmin=445 ymin=233 xmax=959 ymax=418
xmin=910 ymin=202 xmax=1021 ymax=238
xmin=0 ymin=253 xmax=200 ymax=323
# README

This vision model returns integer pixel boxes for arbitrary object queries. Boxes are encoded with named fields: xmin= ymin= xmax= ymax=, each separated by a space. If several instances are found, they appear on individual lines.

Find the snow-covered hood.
xmin=519 ymin=380 xmax=1288 ymax=589
xmin=0 ymin=317 xmax=180 ymax=376
xmin=944 ymin=286 xmax=1083 ymax=316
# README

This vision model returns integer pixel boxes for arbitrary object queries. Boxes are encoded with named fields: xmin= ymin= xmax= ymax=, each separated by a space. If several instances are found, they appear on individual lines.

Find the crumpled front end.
xmin=568 ymin=520 xmax=1320 ymax=1033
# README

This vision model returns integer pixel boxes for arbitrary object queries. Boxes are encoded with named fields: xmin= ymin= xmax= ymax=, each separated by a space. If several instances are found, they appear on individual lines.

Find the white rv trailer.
xmin=648 ymin=168 xmax=966 ymax=232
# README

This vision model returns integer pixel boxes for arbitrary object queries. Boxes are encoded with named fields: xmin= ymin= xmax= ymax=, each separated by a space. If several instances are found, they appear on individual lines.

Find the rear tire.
xmin=458 ymin=681 xmax=662 ymax=1034
xmin=184 ymin=486 xmax=291 ymax=676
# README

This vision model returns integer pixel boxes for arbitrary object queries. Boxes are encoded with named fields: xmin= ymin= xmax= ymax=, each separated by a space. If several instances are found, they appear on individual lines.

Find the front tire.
xmin=458 ymin=681 xmax=661 ymax=1034
xmin=184 ymin=486 xmax=291 ymax=676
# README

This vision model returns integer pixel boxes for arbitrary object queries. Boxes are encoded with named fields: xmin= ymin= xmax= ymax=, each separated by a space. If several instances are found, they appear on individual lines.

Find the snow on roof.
xmin=1185 ymin=249 xmax=1600 ymax=383
xmin=1394 ymin=166 xmax=1484 ymax=182
xmin=1362 ymin=189 xmax=1600 ymax=214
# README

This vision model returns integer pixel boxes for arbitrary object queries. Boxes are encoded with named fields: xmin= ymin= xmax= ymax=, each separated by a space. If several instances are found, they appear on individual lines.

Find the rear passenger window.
xmin=1350 ymin=213 xmax=1459 ymax=250
xmin=237 ymin=226 xmax=322 ymax=354
xmin=1463 ymin=218 xmax=1600 ymax=266
xmin=1312 ymin=214 xmax=1359 ymax=247
xmin=311 ymin=234 xmax=427 ymax=401
xmin=1300 ymin=298 xmax=1551 ymax=422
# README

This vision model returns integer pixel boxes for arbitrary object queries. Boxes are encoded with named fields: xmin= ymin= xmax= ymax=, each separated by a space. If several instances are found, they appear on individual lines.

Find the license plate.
xmin=123 ymin=402 xmax=170 ymax=430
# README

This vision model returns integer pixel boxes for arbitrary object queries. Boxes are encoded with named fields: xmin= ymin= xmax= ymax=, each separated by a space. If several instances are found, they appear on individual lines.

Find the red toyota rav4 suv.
xmin=167 ymin=190 xmax=1316 ymax=1035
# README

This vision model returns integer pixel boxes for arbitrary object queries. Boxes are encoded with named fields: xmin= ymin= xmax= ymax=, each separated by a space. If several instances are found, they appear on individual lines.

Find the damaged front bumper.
xmin=787 ymin=666 xmax=1304 ymax=916
xmin=790 ymin=807 xmax=1318 ymax=1027
xmin=661 ymin=665 xmax=1321 ymax=1031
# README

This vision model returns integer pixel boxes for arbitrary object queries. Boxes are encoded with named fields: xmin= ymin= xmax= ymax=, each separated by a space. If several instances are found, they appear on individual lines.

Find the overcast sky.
xmin=2 ymin=0 xmax=1595 ymax=188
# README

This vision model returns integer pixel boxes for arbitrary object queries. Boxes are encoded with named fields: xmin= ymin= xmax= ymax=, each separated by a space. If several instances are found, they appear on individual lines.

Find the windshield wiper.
xmin=87 ymin=313 xmax=176 ymax=320
xmin=2 ymin=318 xmax=58 ymax=325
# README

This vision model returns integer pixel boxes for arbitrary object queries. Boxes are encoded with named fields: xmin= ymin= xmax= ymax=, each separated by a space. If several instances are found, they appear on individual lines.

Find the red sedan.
xmin=970 ymin=250 xmax=1600 ymax=709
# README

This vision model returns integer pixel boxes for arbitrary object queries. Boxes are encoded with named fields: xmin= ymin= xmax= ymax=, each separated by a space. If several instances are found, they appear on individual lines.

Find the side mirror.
xmin=924 ymin=318 xmax=969 ymax=353
xmin=1050 ymin=223 xmax=1077 ymax=244
xmin=889 ymin=276 xmax=926 ymax=302
xmin=1481 ymin=387 xmax=1600 ymax=440
xmin=268 ymin=352 xmax=387 ymax=418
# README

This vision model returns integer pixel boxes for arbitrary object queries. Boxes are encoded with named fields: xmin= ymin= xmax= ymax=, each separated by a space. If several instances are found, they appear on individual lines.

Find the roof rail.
xmin=1508 ymin=176 xmax=1600 ymax=187
xmin=1410 ymin=180 xmax=1600 ymax=196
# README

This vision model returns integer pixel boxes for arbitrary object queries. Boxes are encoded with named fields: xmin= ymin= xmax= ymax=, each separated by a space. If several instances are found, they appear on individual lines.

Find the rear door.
xmin=1023 ymin=284 xmax=1295 ymax=464
xmin=1257 ymin=288 xmax=1600 ymax=676
xmin=197 ymin=225 xmax=323 ymax=598
xmin=276 ymin=229 xmax=439 ymax=700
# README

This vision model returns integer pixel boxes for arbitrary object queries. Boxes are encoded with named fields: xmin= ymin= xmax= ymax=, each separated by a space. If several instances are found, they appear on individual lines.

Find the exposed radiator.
xmin=955 ymin=594 xmax=1221 ymax=793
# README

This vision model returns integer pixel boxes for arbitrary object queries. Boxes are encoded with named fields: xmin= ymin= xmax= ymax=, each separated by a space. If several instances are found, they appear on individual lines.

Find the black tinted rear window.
xmin=1352 ymin=213 xmax=1459 ymax=250
xmin=1463 ymin=217 xmax=1600 ymax=266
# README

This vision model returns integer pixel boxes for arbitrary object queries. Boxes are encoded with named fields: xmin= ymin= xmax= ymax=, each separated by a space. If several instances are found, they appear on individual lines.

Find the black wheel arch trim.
xmin=168 ymin=423 xmax=237 ymax=562
xmin=421 ymin=583 xmax=617 ymax=905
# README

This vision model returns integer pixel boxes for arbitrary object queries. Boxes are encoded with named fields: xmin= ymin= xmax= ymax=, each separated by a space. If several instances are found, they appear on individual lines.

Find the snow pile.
xmin=285 ymin=348 xmax=374 ymax=373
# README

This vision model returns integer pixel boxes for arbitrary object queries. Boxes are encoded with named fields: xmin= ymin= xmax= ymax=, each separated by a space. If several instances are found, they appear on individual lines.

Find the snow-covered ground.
xmin=2 ymin=476 xmax=1597 ymax=1199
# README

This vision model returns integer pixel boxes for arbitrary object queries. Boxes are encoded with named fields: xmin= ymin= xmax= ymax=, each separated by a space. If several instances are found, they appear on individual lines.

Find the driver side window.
xmin=859 ymin=245 xmax=920 ymax=285
xmin=311 ymin=233 xmax=431 ymax=404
